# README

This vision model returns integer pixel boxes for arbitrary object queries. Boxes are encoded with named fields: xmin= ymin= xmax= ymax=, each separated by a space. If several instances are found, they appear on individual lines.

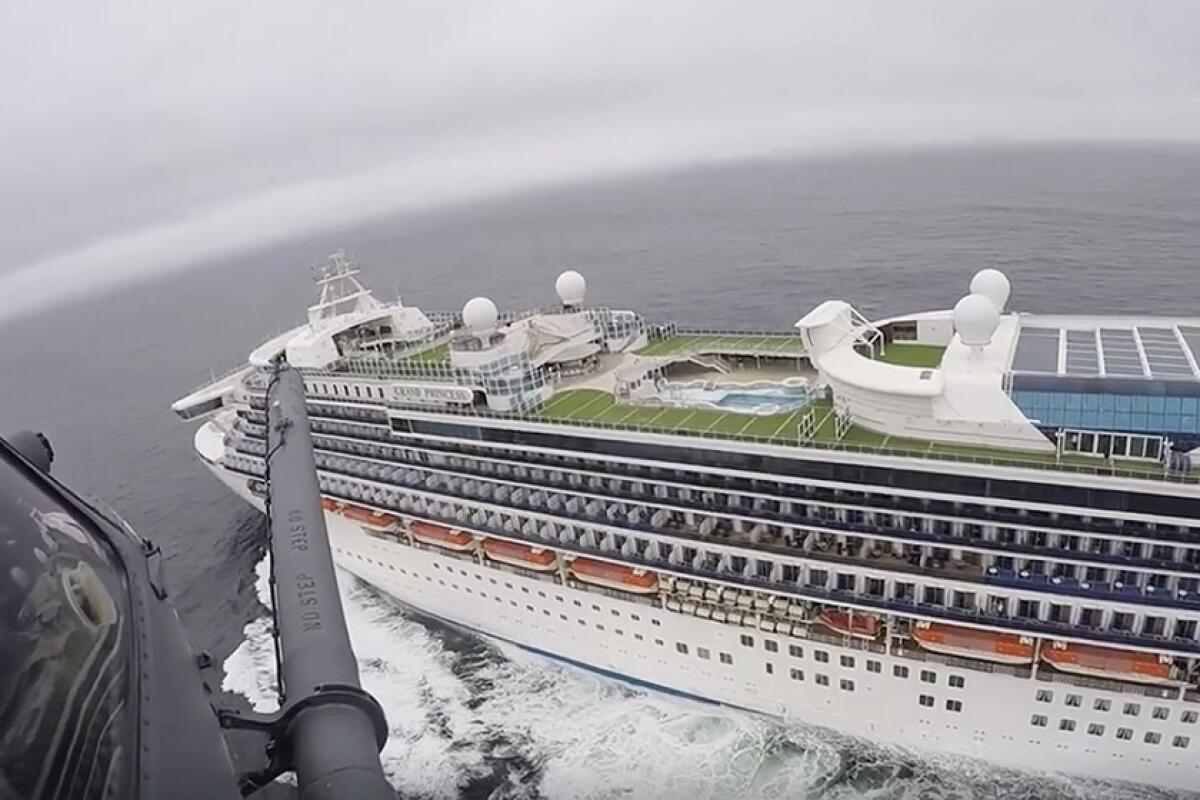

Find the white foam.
xmin=223 ymin=557 xmax=493 ymax=798
xmin=221 ymin=554 xmax=279 ymax=713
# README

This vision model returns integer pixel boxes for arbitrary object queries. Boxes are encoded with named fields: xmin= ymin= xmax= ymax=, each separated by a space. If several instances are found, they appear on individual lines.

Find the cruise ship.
xmin=174 ymin=251 xmax=1200 ymax=791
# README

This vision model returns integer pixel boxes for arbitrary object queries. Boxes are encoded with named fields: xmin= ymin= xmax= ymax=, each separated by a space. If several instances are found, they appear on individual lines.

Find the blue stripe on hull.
xmin=385 ymin=590 xmax=773 ymax=718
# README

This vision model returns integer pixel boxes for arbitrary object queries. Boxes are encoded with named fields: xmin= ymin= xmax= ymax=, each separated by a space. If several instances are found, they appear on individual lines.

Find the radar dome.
xmin=462 ymin=296 xmax=498 ymax=335
xmin=556 ymin=270 xmax=587 ymax=307
xmin=969 ymin=268 xmax=1011 ymax=312
xmin=953 ymin=293 xmax=1000 ymax=347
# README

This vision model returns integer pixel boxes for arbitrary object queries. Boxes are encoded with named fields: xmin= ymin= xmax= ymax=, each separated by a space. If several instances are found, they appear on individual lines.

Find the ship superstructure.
xmin=175 ymin=252 xmax=1200 ymax=791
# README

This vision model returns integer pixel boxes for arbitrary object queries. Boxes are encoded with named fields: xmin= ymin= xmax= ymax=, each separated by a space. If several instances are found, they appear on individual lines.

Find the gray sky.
xmin=2 ymin=1 xmax=1199 ymax=318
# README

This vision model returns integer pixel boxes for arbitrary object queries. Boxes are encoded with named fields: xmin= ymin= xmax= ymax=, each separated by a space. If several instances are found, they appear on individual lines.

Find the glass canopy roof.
xmin=1010 ymin=323 xmax=1200 ymax=381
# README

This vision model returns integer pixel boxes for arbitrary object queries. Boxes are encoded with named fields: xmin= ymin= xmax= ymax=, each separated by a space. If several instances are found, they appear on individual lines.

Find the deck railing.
xmin=293 ymin=431 xmax=1200 ymax=563
xmin=387 ymin=400 xmax=1199 ymax=485
xmin=293 ymin=464 xmax=1200 ymax=657
xmin=297 ymin=448 xmax=1200 ymax=616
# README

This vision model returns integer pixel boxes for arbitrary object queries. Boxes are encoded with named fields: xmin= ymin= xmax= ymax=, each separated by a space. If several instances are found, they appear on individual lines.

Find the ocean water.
xmin=2 ymin=145 xmax=1199 ymax=799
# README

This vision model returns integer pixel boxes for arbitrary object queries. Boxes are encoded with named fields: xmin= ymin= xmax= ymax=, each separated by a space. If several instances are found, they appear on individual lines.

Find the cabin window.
xmin=946 ymin=700 xmax=962 ymax=713
xmin=765 ymin=663 xmax=774 ymax=675
xmin=1152 ymin=706 xmax=1169 ymax=720
xmin=1124 ymin=703 xmax=1141 ymax=717
xmin=651 ymin=619 xmax=661 ymax=626
xmin=948 ymin=675 xmax=965 ymax=689
xmin=920 ymin=670 xmax=936 ymax=684
xmin=790 ymin=668 xmax=804 ymax=681
xmin=1145 ymin=732 xmax=1162 ymax=745
xmin=1036 ymin=690 xmax=1053 ymax=703
xmin=815 ymin=674 xmax=830 ymax=687
xmin=918 ymin=695 xmax=934 ymax=708
xmin=1173 ymin=736 xmax=1191 ymax=749
xmin=867 ymin=660 xmax=882 ymax=674
xmin=1116 ymin=728 xmax=1133 ymax=741
xmin=1183 ymin=711 xmax=1199 ymax=724
xmin=655 ymin=639 xmax=664 ymax=646
xmin=1087 ymin=724 xmax=1105 ymax=736
xmin=840 ymin=680 xmax=855 ymax=692
xmin=720 ymin=652 xmax=733 ymax=665
xmin=1031 ymin=715 xmax=1048 ymax=728
xmin=697 ymin=648 xmax=711 ymax=660
xmin=764 ymin=640 xmax=778 ymax=653
xmin=1093 ymin=699 xmax=1111 ymax=712
xmin=740 ymin=635 xmax=754 ymax=647
xmin=676 ymin=643 xmax=688 ymax=655
xmin=1059 ymin=719 xmax=1075 ymax=732
xmin=814 ymin=650 xmax=829 ymax=664
xmin=840 ymin=655 xmax=855 ymax=669
xmin=894 ymin=665 xmax=909 ymax=679
xmin=788 ymin=644 xmax=804 ymax=658
xmin=1065 ymin=694 xmax=1082 ymax=708
xmin=560 ymin=614 xmax=568 ymax=622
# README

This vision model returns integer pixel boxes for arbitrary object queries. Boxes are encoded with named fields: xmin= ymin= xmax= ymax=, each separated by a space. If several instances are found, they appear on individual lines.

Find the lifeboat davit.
xmin=818 ymin=609 xmax=880 ymax=640
xmin=1041 ymin=641 xmax=1178 ymax=686
xmin=569 ymin=558 xmax=658 ymax=594
xmin=340 ymin=503 xmax=400 ymax=531
xmin=410 ymin=520 xmax=474 ymax=552
xmin=482 ymin=539 xmax=557 ymax=571
xmin=912 ymin=621 xmax=1034 ymax=665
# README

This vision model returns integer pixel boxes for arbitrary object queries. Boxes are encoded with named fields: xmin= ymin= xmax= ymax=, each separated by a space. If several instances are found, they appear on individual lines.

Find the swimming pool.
xmin=655 ymin=379 xmax=813 ymax=416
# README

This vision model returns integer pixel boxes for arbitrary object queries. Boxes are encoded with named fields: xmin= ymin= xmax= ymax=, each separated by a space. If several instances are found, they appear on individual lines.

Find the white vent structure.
xmin=953 ymin=293 xmax=1001 ymax=348
xmin=969 ymin=268 xmax=1011 ymax=313
xmin=556 ymin=270 xmax=587 ymax=307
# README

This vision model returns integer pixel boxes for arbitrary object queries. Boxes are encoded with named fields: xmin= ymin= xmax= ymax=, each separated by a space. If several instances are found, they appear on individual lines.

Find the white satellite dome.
xmin=969 ymin=268 xmax=1011 ymax=312
xmin=556 ymin=270 xmax=587 ymax=307
xmin=953 ymin=293 xmax=1001 ymax=347
xmin=462 ymin=296 xmax=498 ymax=335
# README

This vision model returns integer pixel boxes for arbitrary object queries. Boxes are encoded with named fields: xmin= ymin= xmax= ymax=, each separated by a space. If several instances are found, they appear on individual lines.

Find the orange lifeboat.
xmin=482 ymin=539 xmax=557 ymax=572
xmin=912 ymin=621 xmax=1034 ymax=665
xmin=1041 ymin=641 xmax=1178 ymax=686
xmin=410 ymin=520 xmax=474 ymax=552
xmin=569 ymin=558 xmax=658 ymax=594
xmin=340 ymin=503 xmax=400 ymax=531
xmin=818 ymin=609 xmax=881 ymax=640
xmin=321 ymin=496 xmax=342 ymax=512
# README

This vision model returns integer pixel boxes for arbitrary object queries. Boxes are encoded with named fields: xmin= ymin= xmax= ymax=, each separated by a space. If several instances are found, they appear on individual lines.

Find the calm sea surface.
xmin=2 ymin=146 xmax=1199 ymax=799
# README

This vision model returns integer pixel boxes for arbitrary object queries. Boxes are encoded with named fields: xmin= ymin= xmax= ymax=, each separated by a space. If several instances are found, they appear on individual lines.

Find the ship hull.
xmin=205 ymin=458 xmax=1200 ymax=793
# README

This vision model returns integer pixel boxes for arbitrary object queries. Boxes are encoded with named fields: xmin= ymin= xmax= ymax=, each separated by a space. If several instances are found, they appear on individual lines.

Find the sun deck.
xmin=873 ymin=343 xmax=946 ymax=368
xmin=538 ymin=388 xmax=1199 ymax=483
xmin=637 ymin=331 xmax=807 ymax=358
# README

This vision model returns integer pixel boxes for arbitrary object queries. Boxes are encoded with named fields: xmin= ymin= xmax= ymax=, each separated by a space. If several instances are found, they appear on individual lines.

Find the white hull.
xmin=208 ymin=462 xmax=1200 ymax=792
